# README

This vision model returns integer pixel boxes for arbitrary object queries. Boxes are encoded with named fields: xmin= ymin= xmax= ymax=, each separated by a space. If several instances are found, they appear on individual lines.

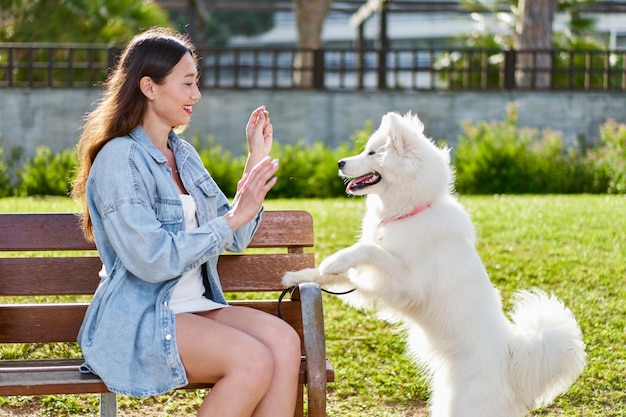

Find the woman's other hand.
xmin=225 ymin=156 xmax=278 ymax=232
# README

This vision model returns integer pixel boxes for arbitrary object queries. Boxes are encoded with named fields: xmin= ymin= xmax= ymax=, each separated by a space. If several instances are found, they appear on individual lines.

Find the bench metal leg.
xmin=100 ymin=392 xmax=117 ymax=417
xmin=298 ymin=282 xmax=328 ymax=417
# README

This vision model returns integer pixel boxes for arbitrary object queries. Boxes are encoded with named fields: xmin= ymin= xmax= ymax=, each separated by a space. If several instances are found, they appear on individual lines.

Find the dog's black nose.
xmin=338 ymin=160 xmax=345 ymax=169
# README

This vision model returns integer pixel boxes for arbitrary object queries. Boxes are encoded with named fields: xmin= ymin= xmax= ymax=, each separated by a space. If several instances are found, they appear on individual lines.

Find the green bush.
xmin=270 ymin=124 xmax=365 ymax=198
xmin=270 ymin=139 xmax=349 ymax=198
xmin=4 ymin=114 xmax=626 ymax=197
xmin=192 ymin=135 xmax=247 ymax=198
xmin=190 ymin=123 xmax=367 ymax=199
xmin=584 ymin=119 xmax=626 ymax=194
xmin=17 ymin=146 xmax=77 ymax=196
xmin=453 ymin=104 xmax=594 ymax=194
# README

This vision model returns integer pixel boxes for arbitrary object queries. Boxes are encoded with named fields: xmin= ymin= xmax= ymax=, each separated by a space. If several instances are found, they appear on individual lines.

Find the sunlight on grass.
xmin=0 ymin=196 xmax=80 ymax=213
xmin=1 ymin=195 xmax=624 ymax=416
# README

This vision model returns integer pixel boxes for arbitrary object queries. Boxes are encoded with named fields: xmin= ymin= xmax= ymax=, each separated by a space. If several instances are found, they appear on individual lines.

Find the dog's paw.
xmin=282 ymin=268 xmax=322 ymax=287
xmin=318 ymin=254 xmax=350 ymax=275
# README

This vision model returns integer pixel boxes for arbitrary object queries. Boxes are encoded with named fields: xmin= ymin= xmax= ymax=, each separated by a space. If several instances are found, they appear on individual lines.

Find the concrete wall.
xmin=1 ymin=89 xmax=625 ymax=160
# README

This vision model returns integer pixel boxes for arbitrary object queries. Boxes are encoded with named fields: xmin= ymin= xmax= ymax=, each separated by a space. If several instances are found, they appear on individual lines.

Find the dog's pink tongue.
xmin=345 ymin=180 xmax=357 ymax=194
xmin=346 ymin=174 xmax=376 ymax=193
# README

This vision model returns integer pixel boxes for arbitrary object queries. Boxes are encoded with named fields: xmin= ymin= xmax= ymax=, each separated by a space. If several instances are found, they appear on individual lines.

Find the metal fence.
xmin=1 ymin=42 xmax=626 ymax=91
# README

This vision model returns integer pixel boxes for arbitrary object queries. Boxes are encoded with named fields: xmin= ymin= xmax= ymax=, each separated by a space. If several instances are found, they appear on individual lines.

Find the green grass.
xmin=1 ymin=195 xmax=625 ymax=416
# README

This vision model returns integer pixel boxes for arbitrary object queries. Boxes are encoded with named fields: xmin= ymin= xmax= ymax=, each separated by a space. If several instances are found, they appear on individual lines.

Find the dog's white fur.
xmin=283 ymin=111 xmax=586 ymax=417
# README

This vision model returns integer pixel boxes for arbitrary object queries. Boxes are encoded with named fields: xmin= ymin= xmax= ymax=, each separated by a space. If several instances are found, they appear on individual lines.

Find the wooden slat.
xmin=0 ymin=358 xmax=334 ymax=396
xmin=0 ymin=253 xmax=313 ymax=296
xmin=218 ymin=253 xmax=314 ymax=291
xmin=0 ymin=301 xmax=304 ymax=344
xmin=0 ymin=211 xmax=314 ymax=297
xmin=0 ymin=213 xmax=94 ymax=251
xmin=0 ymin=211 xmax=313 ymax=251
xmin=0 ymin=257 xmax=102 ymax=296
xmin=0 ymin=366 xmax=110 ymax=395
xmin=0 ymin=304 xmax=87 ymax=343
xmin=250 ymin=210 xmax=314 ymax=248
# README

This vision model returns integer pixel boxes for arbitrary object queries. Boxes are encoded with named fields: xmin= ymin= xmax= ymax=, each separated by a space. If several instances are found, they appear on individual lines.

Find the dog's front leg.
xmin=319 ymin=242 xmax=397 ymax=276
xmin=321 ymin=243 xmax=405 ymax=296
xmin=282 ymin=267 xmax=352 ymax=288
xmin=283 ymin=243 xmax=399 ymax=291
xmin=281 ymin=243 xmax=376 ymax=288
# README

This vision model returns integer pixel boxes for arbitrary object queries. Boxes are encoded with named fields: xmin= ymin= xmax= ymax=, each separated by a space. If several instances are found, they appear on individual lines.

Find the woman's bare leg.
xmin=202 ymin=307 xmax=301 ymax=417
xmin=176 ymin=306 xmax=301 ymax=417
xmin=176 ymin=311 xmax=273 ymax=417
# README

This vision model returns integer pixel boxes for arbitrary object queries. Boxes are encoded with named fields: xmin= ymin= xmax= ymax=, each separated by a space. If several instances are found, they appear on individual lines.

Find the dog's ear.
xmin=388 ymin=112 xmax=423 ymax=156
xmin=385 ymin=112 xmax=406 ymax=154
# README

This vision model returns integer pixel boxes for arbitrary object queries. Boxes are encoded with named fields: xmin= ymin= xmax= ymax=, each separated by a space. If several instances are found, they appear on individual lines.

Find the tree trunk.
xmin=514 ymin=0 xmax=556 ymax=88
xmin=293 ymin=0 xmax=333 ymax=88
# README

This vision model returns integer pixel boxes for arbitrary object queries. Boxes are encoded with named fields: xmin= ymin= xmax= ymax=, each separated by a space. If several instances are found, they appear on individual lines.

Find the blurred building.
xmin=155 ymin=0 xmax=626 ymax=49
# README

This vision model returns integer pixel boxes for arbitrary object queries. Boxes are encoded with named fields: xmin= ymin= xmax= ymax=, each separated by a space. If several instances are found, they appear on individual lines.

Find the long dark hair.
xmin=72 ymin=28 xmax=198 ymax=241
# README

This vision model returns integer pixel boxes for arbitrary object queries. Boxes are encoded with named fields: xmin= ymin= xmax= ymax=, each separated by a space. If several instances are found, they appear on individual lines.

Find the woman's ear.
xmin=139 ymin=76 xmax=155 ymax=100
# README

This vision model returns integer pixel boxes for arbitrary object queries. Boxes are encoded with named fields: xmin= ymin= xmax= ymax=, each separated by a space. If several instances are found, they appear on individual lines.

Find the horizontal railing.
xmin=1 ymin=43 xmax=625 ymax=91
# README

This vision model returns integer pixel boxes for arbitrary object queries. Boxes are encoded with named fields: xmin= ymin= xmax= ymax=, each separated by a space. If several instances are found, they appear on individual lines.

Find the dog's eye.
xmin=368 ymin=150 xmax=375 ymax=156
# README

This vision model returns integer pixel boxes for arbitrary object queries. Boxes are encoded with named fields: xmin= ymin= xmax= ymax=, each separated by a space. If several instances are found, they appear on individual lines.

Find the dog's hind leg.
xmin=441 ymin=375 xmax=520 ymax=417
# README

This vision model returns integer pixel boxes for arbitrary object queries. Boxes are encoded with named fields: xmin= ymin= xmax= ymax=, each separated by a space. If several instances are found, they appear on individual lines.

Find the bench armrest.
xmin=294 ymin=282 xmax=327 ymax=417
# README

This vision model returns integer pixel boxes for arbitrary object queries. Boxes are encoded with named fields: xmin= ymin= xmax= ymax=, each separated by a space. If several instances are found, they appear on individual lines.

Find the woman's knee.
xmin=272 ymin=321 xmax=302 ymax=368
xmin=241 ymin=340 xmax=275 ymax=380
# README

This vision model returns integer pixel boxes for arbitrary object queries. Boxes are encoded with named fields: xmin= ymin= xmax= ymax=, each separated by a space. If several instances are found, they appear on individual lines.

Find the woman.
xmin=72 ymin=28 xmax=301 ymax=417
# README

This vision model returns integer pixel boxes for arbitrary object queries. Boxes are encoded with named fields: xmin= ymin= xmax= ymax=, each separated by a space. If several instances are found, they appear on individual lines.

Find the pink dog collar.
xmin=380 ymin=202 xmax=432 ymax=226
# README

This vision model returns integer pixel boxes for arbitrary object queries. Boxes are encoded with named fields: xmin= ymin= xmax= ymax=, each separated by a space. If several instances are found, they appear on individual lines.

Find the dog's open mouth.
xmin=345 ymin=172 xmax=382 ymax=193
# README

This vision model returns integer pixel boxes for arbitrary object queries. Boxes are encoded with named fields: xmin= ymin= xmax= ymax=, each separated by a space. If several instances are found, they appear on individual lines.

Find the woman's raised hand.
xmin=244 ymin=106 xmax=273 ymax=172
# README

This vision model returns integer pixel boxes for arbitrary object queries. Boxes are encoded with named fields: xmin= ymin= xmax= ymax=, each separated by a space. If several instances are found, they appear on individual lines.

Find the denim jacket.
xmin=77 ymin=125 xmax=262 ymax=397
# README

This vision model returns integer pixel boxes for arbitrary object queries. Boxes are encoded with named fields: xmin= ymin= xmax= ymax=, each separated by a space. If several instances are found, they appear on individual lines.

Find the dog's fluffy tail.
xmin=508 ymin=290 xmax=586 ymax=409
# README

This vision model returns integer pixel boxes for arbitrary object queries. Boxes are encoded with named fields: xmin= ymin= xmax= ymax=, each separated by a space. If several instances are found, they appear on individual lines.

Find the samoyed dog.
xmin=283 ymin=111 xmax=586 ymax=417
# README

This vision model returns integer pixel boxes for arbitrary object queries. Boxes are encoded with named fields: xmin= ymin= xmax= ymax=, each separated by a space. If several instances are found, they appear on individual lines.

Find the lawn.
xmin=0 ymin=195 xmax=624 ymax=416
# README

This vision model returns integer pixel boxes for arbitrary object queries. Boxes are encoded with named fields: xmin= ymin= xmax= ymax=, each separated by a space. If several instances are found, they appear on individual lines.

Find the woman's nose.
xmin=192 ymin=84 xmax=201 ymax=101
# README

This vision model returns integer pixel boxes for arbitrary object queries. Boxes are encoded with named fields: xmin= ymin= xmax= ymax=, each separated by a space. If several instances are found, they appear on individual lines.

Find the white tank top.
xmin=168 ymin=194 xmax=228 ymax=314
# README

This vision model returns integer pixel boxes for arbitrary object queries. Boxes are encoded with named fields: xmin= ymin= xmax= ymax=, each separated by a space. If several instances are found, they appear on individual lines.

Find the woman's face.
xmin=147 ymin=52 xmax=202 ymax=129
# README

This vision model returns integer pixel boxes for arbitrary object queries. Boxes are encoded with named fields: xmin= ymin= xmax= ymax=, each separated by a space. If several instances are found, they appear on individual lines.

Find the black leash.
xmin=278 ymin=286 xmax=357 ymax=320
xmin=277 ymin=287 xmax=294 ymax=320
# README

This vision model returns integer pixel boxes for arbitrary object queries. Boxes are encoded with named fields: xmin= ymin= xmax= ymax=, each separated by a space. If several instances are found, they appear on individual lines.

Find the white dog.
xmin=283 ymin=111 xmax=586 ymax=417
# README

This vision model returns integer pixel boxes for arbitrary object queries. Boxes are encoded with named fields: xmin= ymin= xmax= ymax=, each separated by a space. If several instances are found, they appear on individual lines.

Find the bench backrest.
xmin=0 ymin=211 xmax=314 ymax=345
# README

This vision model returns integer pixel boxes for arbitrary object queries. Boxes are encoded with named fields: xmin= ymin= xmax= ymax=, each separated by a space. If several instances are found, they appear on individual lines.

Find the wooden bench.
xmin=0 ymin=210 xmax=333 ymax=417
